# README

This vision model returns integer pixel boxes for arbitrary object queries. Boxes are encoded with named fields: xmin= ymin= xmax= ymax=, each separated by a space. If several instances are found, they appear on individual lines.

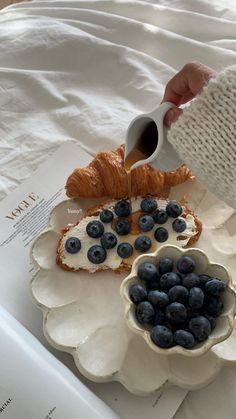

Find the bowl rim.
xmin=120 ymin=244 xmax=236 ymax=357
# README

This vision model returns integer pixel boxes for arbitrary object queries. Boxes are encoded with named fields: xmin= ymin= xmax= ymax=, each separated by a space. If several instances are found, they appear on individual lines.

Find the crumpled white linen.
xmin=0 ymin=1 xmax=236 ymax=418
xmin=0 ymin=0 xmax=236 ymax=202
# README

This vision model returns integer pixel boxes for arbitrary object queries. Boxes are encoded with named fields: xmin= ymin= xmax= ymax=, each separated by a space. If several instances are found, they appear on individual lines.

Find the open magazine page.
xmin=0 ymin=142 xmax=187 ymax=419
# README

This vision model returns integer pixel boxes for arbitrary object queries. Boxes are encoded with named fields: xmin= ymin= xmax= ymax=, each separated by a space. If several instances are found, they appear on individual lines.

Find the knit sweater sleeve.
xmin=167 ymin=65 xmax=236 ymax=209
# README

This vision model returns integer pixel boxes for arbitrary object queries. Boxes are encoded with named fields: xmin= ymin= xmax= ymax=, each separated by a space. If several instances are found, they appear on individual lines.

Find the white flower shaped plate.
xmin=30 ymin=181 xmax=236 ymax=396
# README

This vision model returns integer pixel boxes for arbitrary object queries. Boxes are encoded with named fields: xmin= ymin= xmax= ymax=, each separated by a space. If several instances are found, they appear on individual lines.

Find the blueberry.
xmin=86 ymin=220 xmax=104 ymax=238
xmin=174 ymin=330 xmax=195 ymax=349
xmin=148 ymin=290 xmax=169 ymax=308
xmin=152 ymin=209 xmax=168 ymax=224
xmin=138 ymin=215 xmax=155 ymax=232
xmin=151 ymin=325 xmax=174 ymax=348
xmin=168 ymin=285 xmax=189 ymax=304
xmin=138 ymin=262 xmax=159 ymax=283
xmin=182 ymin=273 xmax=200 ymax=289
xmin=186 ymin=307 xmax=200 ymax=322
xmin=159 ymin=257 xmax=174 ymax=275
xmin=134 ymin=235 xmax=152 ymax=252
xmin=114 ymin=200 xmax=131 ymax=217
xmin=140 ymin=198 xmax=157 ymax=213
xmin=87 ymin=245 xmax=107 ymax=264
xmin=172 ymin=218 xmax=187 ymax=233
xmin=160 ymin=272 xmax=181 ymax=290
xmin=153 ymin=309 xmax=166 ymax=326
xmin=114 ymin=218 xmax=131 ymax=235
xmin=199 ymin=274 xmax=212 ymax=287
xmin=117 ymin=243 xmax=133 ymax=258
xmin=205 ymin=279 xmax=226 ymax=296
xmin=177 ymin=256 xmax=195 ymax=274
xmin=189 ymin=287 xmax=204 ymax=309
xmin=99 ymin=209 xmax=113 ymax=223
xmin=154 ymin=227 xmax=169 ymax=242
xmin=129 ymin=284 xmax=147 ymax=304
xmin=100 ymin=232 xmax=117 ymax=249
xmin=204 ymin=314 xmax=217 ymax=331
xmin=162 ymin=321 xmax=175 ymax=332
xmin=206 ymin=296 xmax=223 ymax=317
xmin=166 ymin=201 xmax=182 ymax=218
xmin=135 ymin=301 xmax=155 ymax=325
xmin=189 ymin=316 xmax=211 ymax=341
xmin=166 ymin=302 xmax=187 ymax=324
xmin=65 ymin=237 xmax=81 ymax=254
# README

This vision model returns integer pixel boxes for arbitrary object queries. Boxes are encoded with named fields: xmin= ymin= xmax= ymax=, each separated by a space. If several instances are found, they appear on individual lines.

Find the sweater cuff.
xmin=167 ymin=66 xmax=236 ymax=208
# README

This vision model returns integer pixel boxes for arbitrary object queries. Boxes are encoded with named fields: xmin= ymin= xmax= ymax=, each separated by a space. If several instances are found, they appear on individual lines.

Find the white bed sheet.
xmin=0 ymin=0 xmax=236 ymax=418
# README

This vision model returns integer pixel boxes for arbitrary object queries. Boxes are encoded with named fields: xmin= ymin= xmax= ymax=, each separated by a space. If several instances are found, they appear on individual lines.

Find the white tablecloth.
xmin=0 ymin=0 xmax=236 ymax=417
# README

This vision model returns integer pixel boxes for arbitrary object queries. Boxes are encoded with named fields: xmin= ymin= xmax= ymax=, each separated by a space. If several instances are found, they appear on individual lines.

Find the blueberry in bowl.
xmin=120 ymin=245 xmax=236 ymax=357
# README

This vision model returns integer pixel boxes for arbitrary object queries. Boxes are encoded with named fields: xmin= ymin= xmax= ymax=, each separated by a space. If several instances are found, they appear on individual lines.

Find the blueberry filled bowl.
xmin=120 ymin=245 xmax=236 ymax=357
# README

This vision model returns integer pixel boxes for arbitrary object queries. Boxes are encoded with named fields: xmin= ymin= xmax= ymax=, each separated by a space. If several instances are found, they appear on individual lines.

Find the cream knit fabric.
xmin=168 ymin=66 xmax=236 ymax=209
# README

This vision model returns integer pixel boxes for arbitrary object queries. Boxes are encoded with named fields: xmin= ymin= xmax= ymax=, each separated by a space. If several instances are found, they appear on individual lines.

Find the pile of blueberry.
xmin=65 ymin=198 xmax=188 ymax=264
xmin=129 ymin=255 xmax=227 ymax=349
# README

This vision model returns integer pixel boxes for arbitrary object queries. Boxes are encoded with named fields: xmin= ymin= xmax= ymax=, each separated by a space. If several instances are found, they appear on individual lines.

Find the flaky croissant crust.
xmin=66 ymin=144 xmax=194 ymax=199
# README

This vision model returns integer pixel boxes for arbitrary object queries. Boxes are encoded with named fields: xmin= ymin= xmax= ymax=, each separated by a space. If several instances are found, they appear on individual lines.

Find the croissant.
xmin=66 ymin=144 xmax=194 ymax=199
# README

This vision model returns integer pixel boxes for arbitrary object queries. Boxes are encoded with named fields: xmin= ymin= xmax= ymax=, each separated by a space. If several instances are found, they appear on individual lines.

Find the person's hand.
xmin=162 ymin=62 xmax=217 ymax=126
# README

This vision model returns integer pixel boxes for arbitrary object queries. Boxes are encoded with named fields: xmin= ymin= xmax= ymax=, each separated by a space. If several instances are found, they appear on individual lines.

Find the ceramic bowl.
xmin=120 ymin=245 xmax=236 ymax=357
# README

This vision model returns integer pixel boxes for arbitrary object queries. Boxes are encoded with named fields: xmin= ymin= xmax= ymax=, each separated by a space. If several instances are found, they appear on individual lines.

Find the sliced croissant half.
xmin=66 ymin=144 xmax=193 ymax=199
xmin=57 ymin=196 xmax=202 ymax=273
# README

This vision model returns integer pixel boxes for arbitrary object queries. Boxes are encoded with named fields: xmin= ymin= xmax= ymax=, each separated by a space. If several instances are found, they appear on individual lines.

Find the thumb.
xmin=164 ymin=108 xmax=183 ymax=127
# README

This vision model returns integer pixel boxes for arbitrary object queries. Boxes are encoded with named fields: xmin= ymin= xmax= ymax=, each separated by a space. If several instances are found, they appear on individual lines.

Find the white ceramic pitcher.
xmin=124 ymin=102 xmax=183 ymax=172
